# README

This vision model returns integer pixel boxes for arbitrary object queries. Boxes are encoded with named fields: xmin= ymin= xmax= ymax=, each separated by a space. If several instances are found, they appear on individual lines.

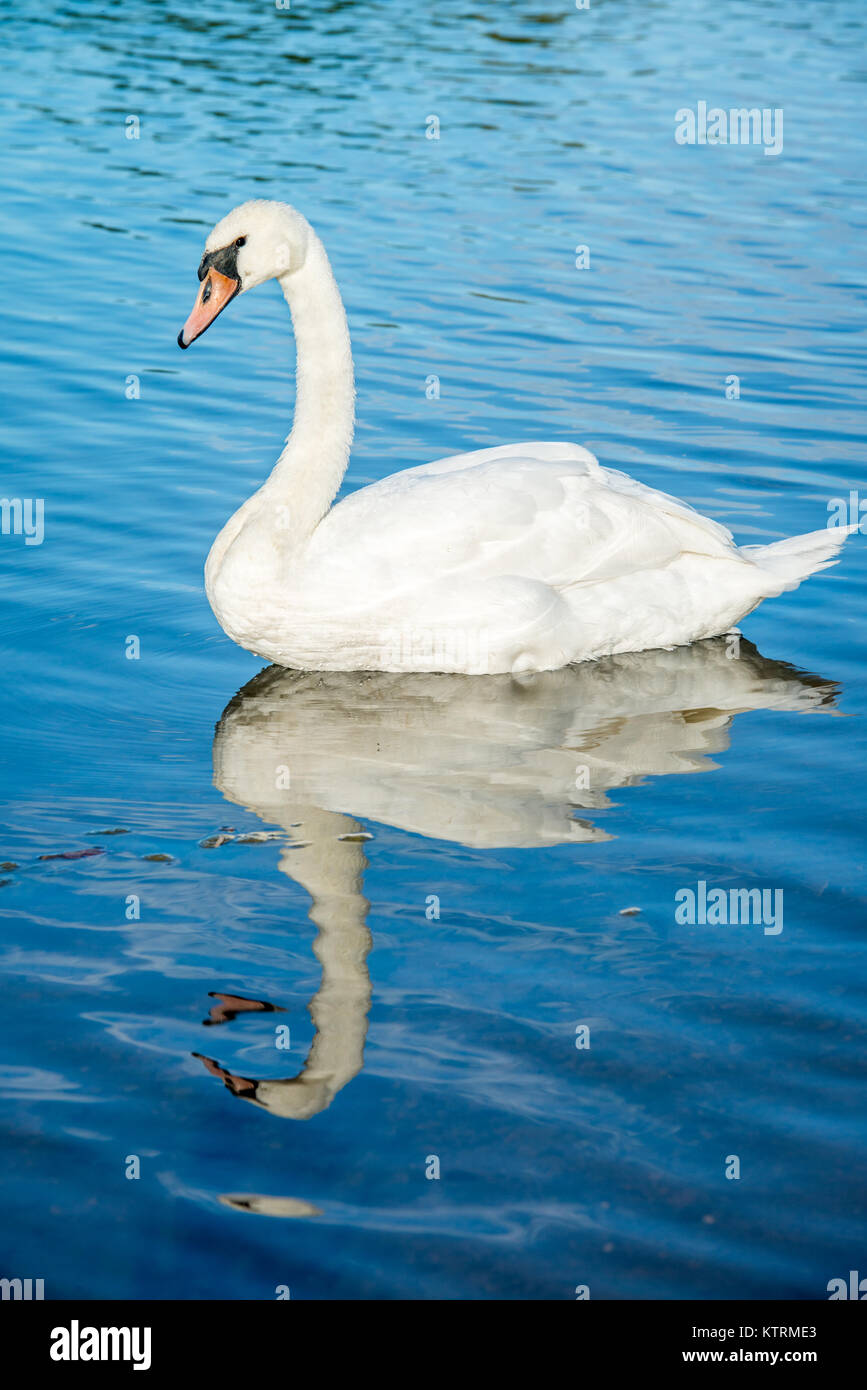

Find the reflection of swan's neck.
xmin=264 ymin=240 xmax=355 ymax=544
xmin=210 ymin=639 xmax=840 ymax=1118
xmin=255 ymin=809 xmax=372 ymax=1121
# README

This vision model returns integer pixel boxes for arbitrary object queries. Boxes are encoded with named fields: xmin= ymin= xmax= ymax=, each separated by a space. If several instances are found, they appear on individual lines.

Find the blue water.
xmin=1 ymin=0 xmax=866 ymax=1300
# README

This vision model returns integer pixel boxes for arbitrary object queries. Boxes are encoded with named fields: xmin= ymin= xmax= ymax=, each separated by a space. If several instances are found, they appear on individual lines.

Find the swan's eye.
xmin=235 ymin=237 xmax=246 ymax=247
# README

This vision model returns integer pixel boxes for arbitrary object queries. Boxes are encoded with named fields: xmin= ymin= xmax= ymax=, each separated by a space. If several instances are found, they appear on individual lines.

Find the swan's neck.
xmin=266 ymin=233 xmax=355 ymax=540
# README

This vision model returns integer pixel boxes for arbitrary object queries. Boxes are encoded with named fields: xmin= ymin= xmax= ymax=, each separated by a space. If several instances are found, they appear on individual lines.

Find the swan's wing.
xmin=304 ymin=442 xmax=740 ymax=593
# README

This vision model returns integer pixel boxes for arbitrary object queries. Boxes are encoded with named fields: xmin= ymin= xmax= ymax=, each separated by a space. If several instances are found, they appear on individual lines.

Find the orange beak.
xmin=178 ymin=268 xmax=240 ymax=348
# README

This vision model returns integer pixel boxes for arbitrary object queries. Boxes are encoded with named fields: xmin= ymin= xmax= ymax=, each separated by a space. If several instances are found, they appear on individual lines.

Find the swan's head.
xmin=178 ymin=199 xmax=311 ymax=348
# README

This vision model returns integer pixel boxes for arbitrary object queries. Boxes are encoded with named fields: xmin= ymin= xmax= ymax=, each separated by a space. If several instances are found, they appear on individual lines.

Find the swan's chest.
xmin=205 ymin=517 xmax=290 ymax=653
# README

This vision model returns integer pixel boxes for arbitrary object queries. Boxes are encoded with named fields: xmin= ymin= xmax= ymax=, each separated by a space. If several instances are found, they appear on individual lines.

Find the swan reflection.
xmin=198 ymin=638 xmax=836 ymax=1122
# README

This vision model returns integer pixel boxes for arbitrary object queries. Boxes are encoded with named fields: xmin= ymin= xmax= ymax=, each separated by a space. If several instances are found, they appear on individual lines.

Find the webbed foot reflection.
xmin=202 ymin=992 xmax=286 ymax=1027
xmin=200 ymin=638 xmax=838 ymax=1119
xmin=196 ymin=810 xmax=372 ymax=1120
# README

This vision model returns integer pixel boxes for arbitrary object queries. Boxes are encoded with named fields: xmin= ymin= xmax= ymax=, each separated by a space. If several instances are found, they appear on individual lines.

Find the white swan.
xmin=179 ymin=200 xmax=853 ymax=675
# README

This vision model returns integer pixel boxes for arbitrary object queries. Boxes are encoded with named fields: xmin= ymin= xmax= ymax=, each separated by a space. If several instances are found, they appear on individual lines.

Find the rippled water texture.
xmin=1 ymin=0 xmax=865 ymax=1299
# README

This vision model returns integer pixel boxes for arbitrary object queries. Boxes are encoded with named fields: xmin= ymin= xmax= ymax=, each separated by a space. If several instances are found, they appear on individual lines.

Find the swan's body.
xmin=179 ymin=200 xmax=853 ymax=675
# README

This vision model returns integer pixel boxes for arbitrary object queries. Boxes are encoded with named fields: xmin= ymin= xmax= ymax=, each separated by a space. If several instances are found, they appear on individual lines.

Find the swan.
xmin=179 ymin=200 xmax=854 ymax=675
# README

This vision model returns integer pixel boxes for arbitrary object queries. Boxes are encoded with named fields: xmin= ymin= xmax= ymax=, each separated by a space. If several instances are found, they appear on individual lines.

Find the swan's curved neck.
xmin=267 ymin=232 xmax=355 ymax=540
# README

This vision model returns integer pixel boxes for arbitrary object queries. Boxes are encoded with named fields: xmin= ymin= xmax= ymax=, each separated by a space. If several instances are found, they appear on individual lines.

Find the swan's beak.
xmin=178 ymin=268 xmax=239 ymax=348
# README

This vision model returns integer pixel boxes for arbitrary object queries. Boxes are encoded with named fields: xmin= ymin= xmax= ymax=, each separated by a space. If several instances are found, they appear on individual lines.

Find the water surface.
xmin=1 ymin=0 xmax=866 ymax=1299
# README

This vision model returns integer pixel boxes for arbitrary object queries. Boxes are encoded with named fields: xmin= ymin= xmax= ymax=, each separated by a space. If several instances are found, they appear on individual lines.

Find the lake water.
xmin=1 ymin=0 xmax=865 ymax=1300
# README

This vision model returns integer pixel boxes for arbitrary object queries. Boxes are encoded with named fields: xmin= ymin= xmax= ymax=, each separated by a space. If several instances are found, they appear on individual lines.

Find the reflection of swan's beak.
xmin=201 ymin=639 xmax=840 ymax=1124
xmin=178 ymin=267 xmax=239 ymax=348
xmin=194 ymin=812 xmax=373 ymax=1122
xmin=192 ymin=1052 xmax=258 ymax=1100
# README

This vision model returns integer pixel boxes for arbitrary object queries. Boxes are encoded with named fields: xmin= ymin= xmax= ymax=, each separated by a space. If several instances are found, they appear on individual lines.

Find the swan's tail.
xmin=741 ymin=523 xmax=858 ymax=591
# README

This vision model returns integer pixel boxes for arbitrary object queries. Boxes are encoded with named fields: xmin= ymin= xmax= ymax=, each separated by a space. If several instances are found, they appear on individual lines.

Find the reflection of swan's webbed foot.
xmin=192 ymin=1052 xmax=259 ymax=1101
xmin=202 ymin=991 xmax=286 ymax=1027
